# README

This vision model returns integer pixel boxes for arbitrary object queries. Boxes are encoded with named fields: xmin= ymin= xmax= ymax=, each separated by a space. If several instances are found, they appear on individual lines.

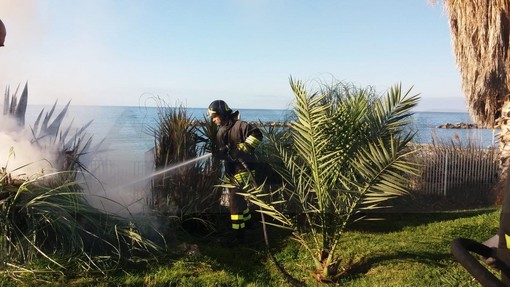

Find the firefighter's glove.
xmin=227 ymin=143 xmax=250 ymax=162
xmin=227 ymin=143 xmax=249 ymax=161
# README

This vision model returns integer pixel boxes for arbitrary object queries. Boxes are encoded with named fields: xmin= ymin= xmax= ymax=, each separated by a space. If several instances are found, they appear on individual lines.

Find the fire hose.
xmin=451 ymin=237 xmax=510 ymax=287
xmin=224 ymin=146 xmax=305 ymax=287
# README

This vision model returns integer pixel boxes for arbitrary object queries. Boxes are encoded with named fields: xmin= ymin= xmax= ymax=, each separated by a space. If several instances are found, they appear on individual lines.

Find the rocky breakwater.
xmin=437 ymin=122 xmax=479 ymax=129
xmin=191 ymin=120 xmax=290 ymax=127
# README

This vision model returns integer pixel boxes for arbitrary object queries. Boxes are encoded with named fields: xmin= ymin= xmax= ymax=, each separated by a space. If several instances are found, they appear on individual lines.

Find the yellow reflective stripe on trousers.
xmin=231 ymin=214 xmax=243 ymax=220
xmin=243 ymin=208 xmax=251 ymax=221
xmin=506 ymin=234 xmax=510 ymax=249
xmin=245 ymin=135 xmax=262 ymax=148
xmin=232 ymin=222 xmax=245 ymax=230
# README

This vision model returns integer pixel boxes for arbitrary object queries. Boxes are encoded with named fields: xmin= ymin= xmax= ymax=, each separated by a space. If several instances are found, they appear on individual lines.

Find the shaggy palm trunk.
xmin=497 ymin=99 xmax=510 ymax=285
xmin=441 ymin=0 xmax=510 ymax=203
xmin=498 ymin=101 xmax=510 ymax=203
xmin=440 ymin=0 xmax=510 ymax=283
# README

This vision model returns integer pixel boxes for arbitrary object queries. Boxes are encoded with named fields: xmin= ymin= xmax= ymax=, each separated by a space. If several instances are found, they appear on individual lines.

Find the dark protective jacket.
xmin=216 ymin=118 xmax=263 ymax=176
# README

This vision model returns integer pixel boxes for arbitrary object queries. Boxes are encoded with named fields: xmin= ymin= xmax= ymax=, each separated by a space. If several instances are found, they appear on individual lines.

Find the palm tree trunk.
xmin=440 ymin=0 xmax=510 ymax=204
xmin=497 ymin=101 xmax=510 ymax=285
xmin=496 ymin=100 xmax=510 ymax=203
xmin=438 ymin=0 xmax=510 ymax=283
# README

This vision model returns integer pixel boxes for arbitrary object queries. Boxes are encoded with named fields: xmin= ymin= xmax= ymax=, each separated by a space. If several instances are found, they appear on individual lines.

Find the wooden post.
xmin=444 ymin=150 xmax=448 ymax=197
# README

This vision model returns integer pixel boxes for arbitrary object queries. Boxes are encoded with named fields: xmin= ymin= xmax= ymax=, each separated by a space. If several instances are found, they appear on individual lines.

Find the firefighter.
xmin=207 ymin=100 xmax=263 ymax=246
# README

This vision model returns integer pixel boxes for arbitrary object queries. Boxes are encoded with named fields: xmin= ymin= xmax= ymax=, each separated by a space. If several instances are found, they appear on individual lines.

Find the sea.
xmin=21 ymin=105 xmax=498 ymax=162
xmin=9 ymin=105 xmax=498 ymax=214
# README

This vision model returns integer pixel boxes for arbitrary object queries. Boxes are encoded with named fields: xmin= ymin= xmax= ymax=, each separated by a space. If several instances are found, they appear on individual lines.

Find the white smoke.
xmin=0 ymin=116 xmax=57 ymax=179
xmin=0 ymin=111 xmax=152 ymax=216
xmin=80 ymin=152 xmax=154 ymax=216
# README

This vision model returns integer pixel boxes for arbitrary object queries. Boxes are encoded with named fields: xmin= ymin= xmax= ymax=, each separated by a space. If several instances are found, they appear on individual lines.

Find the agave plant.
xmin=240 ymin=79 xmax=419 ymax=282
xmin=3 ymin=83 xmax=99 ymax=184
xmin=1 ymin=84 xmax=159 ymax=281
xmin=3 ymin=82 xmax=28 ymax=127
xmin=30 ymin=100 xmax=99 ymax=182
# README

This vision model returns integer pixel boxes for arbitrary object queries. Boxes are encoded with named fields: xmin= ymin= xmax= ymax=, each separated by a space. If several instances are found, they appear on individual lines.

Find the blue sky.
xmin=0 ymin=0 xmax=466 ymax=111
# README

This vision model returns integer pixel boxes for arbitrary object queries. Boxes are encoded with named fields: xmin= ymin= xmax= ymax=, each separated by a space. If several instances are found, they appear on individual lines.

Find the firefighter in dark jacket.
xmin=207 ymin=100 xmax=263 ymax=245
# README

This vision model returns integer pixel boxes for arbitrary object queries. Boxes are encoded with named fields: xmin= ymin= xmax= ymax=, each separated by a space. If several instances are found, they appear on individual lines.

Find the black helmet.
xmin=207 ymin=100 xmax=232 ymax=117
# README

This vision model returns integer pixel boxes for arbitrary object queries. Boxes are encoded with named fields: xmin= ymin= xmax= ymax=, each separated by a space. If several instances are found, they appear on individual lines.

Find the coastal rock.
xmin=191 ymin=120 xmax=290 ymax=127
xmin=437 ymin=122 xmax=479 ymax=129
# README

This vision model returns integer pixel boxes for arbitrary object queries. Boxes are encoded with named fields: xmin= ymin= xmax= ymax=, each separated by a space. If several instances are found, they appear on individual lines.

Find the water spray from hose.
xmin=113 ymin=153 xmax=212 ymax=190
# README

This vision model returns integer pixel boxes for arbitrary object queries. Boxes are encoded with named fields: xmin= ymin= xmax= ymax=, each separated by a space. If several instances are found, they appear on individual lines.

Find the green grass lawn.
xmin=0 ymin=208 xmax=501 ymax=286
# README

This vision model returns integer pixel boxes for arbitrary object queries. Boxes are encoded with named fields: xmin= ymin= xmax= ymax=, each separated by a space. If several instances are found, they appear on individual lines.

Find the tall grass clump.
xmin=148 ymin=99 xmax=222 ymax=231
xmin=242 ymin=79 xmax=420 ymax=283
xmin=0 ymin=170 xmax=160 ymax=282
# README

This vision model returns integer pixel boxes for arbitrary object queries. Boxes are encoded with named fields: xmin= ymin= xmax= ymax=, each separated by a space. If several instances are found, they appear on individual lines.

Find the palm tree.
xmin=432 ymin=1 xmax=510 ymax=285
xmin=432 ymin=0 xmax=510 ymax=201
xmin=243 ymin=79 xmax=419 ymax=282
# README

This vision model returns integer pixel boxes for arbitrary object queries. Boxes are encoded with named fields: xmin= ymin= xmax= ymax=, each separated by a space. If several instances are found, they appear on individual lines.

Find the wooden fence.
xmin=87 ymin=159 xmax=152 ymax=191
xmin=410 ymin=145 xmax=499 ymax=197
xmin=87 ymin=145 xmax=500 ymax=198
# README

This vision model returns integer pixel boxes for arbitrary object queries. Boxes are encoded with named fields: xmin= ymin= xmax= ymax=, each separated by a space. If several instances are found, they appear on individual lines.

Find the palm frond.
xmin=370 ymin=84 xmax=420 ymax=137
